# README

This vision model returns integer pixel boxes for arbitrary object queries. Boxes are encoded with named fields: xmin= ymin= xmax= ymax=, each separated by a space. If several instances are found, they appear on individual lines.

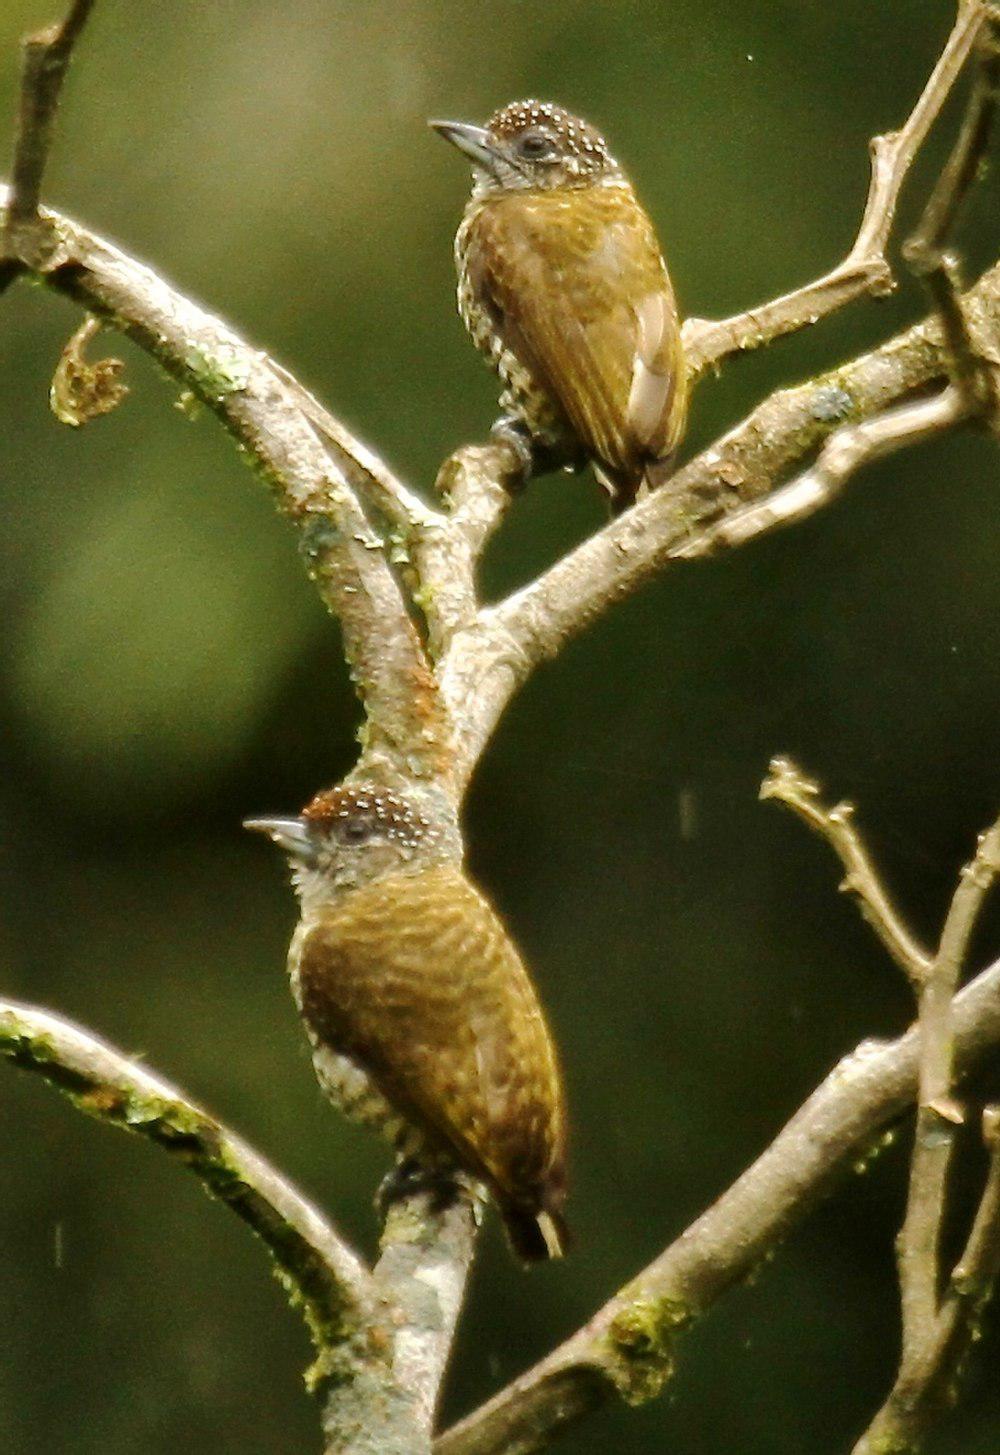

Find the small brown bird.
xmin=247 ymin=785 xmax=568 ymax=1261
xmin=431 ymin=99 xmax=687 ymax=512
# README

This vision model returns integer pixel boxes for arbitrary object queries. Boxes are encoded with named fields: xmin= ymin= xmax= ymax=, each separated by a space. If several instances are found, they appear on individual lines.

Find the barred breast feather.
xmin=294 ymin=864 xmax=568 ymax=1260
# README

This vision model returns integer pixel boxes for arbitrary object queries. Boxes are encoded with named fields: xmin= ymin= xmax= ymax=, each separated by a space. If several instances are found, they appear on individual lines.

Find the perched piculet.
xmin=247 ymin=786 xmax=569 ymax=1262
xmin=431 ymin=98 xmax=687 ymax=512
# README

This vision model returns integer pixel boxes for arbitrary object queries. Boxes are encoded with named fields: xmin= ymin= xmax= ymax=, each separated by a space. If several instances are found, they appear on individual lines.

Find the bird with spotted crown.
xmin=246 ymin=785 xmax=569 ymax=1262
xmin=431 ymin=99 xmax=687 ymax=513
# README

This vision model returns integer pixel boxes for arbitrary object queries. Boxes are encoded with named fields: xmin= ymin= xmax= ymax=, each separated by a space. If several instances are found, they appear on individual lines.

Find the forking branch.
xmin=681 ymin=0 xmax=988 ymax=377
xmin=3 ymin=1 xmax=1000 ymax=1453
xmin=761 ymin=765 xmax=1000 ymax=1454
xmin=6 ymin=947 xmax=1000 ymax=1455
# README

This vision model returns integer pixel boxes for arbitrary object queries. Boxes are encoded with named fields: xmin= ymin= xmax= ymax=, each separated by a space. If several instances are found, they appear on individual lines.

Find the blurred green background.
xmin=2 ymin=2 xmax=1000 ymax=1451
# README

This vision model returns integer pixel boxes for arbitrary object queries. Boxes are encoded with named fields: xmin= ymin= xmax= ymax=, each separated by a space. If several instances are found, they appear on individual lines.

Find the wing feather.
xmin=466 ymin=187 xmax=686 ymax=494
xmin=296 ymin=866 xmax=566 ymax=1203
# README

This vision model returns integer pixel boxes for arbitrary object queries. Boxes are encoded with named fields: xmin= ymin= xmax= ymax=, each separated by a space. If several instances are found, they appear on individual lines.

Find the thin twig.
xmin=898 ymin=819 xmax=1000 ymax=1373
xmin=4 ymin=0 xmax=95 ymax=231
xmin=853 ymin=818 xmax=1000 ymax=1455
xmin=683 ymin=0 xmax=991 ymax=377
xmin=434 ymin=952 xmax=1000 ymax=1455
xmin=0 ymin=998 xmax=377 ymax=1349
xmin=855 ymin=1108 xmax=1000 ymax=1454
xmin=905 ymin=27 xmax=1000 ymax=423
xmin=759 ymin=758 xmax=932 ymax=986
xmin=671 ymin=387 xmax=969 ymax=558
xmin=267 ymin=356 xmax=443 ymax=537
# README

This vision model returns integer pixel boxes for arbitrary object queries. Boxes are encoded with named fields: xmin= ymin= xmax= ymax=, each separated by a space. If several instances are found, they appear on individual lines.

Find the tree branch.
xmin=760 ymin=757 xmax=933 ymax=985
xmin=413 ymin=441 xmax=524 ymax=658
xmin=904 ymin=22 xmax=1000 ymax=426
xmin=682 ymin=0 xmax=991 ymax=377
xmin=0 ymin=997 xmax=377 ymax=1357
xmin=370 ymin=1187 xmax=480 ymax=1443
xmin=439 ymin=257 xmax=1000 ymax=782
xmin=0 ymin=184 xmax=451 ymax=784
xmin=852 ymin=818 xmax=1000 ymax=1454
xmin=2 ymin=0 xmax=93 ymax=236
xmin=435 ymin=952 xmax=1000 ymax=1455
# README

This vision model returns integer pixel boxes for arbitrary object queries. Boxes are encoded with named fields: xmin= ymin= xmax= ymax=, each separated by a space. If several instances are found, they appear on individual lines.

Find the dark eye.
xmin=340 ymin=817 xmax=374 ymax=844
xmin=517 ymin=131 xmax=557 ymax=161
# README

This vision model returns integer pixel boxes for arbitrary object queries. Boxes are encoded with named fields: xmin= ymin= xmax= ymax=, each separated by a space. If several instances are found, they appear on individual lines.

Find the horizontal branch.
xmin=435 ymin=952 xmax=1000 ymax=1455
xmin=0 ymin=184 xmax=450 ymax=784
xmin=0 ymin=997 xmax=376 ymax=1356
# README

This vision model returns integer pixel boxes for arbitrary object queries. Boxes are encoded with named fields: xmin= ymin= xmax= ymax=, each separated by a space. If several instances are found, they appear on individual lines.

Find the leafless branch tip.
xmin=4 ymin=0 xmax=95 ymax=232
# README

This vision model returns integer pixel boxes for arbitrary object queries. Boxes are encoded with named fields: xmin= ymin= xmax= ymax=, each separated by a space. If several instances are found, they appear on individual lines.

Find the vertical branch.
xmin=904 ymin=23 xmax=1000 ymax=423
xmin=374 ymin=1190 xmax=479 ymax=1438
xmin=853 ymin=818 xmax=1000 ymax=1454
xmin=4 ymin=0 xmax=95 ymax=232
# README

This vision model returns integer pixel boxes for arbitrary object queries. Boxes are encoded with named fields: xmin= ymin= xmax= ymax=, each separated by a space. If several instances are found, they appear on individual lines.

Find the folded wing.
xmin=465 ymin=186 xmax=686 ymax=502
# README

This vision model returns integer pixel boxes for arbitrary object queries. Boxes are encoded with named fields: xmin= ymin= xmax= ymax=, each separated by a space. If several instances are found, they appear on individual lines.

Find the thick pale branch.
xmin=365 ymin=1187 xmax=479 ymax=1446
xmin=683 ymin=0 xmax=990 ymax=376
xmin=0 ymin=998 xmax=376 ymax=1349
xmin=413 ymin=442 xmax=523 ymax=657
xmin=0 ymin=185 xmax=449 ymax=782
xmin=435 ymin=954 xmax=1000 ymax=1455
xmin=675 ymin=385 xmax=970 ymax=557
xmin=760 ymin=757 xmax=932 ymax=984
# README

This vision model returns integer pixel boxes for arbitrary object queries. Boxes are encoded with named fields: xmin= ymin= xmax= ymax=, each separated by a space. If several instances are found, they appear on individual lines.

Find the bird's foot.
xmin=489 ymin=415 xmax=535 ymax=489
xmin=375 ymin=1157 xmax=463 ymax=1222
xmin=489 ymin=415 xmax=581 ymax=492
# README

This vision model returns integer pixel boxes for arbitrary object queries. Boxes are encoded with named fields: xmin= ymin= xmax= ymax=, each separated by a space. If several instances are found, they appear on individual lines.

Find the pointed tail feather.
xmin=502 ymin=1203 xmax=571 ymax=1262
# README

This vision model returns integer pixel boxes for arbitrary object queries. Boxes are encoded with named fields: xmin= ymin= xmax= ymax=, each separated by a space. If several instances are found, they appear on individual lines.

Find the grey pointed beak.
xmin=429 ymin=118 xmax=504 ymax=175
xmin=243 ymin=816 xmax=316 ymax=861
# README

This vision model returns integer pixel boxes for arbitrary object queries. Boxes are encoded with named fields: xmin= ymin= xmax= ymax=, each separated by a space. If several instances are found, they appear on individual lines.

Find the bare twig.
xmin=0 ymin=998 xmax=376 ymax=1352
xmin=853 ymin=818 xmax=1000 ymax=1455
xmin=760 ymin=758 xmax=932 ymax=985
xmin=670 ymin=383 xmax=969 ymax=553
xmin=904 ymin=27 xmax=1000 ymax=424
xmin=266 ymin=356 xmax=443 ymax=538
xmin=855 ymin=1107 xmax=1000 ymax=1452
xmin=683 ymin=0 xmax=991 ymax=377
xmin=434 ymin=952 xmax=1000 ymax=1455
xmin=3 ymin=0 xmax=94 ymax=233
xmin=413 ymin=442 xmax=523 ymax=657
xmin=948 ymin=1104 xmax=1000 ymax=1308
